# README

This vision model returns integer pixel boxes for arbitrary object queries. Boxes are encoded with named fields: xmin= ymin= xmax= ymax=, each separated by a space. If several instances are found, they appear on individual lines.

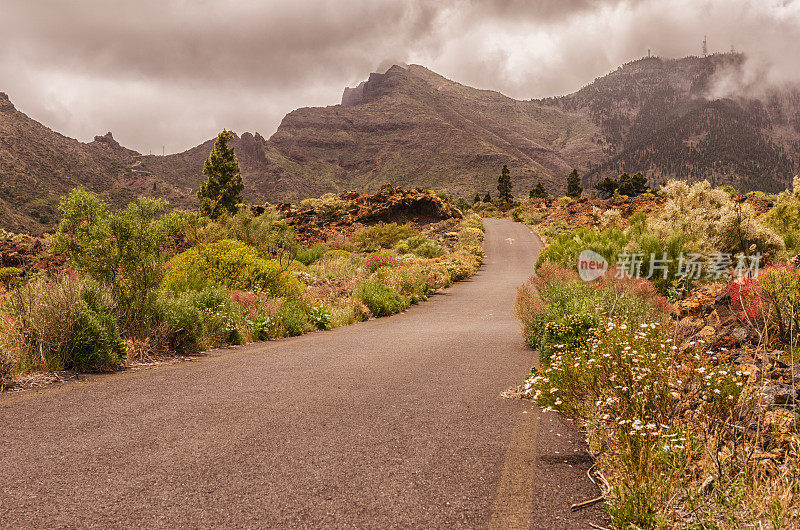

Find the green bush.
xmin=713 ymin=202 xmax=784 ymax=258
xmin=163 ymin=239 xmax=303 ymax=298
xmin=313 ymin=193 xmax=350 ymax=220
xmin=536 ymin=226 xmax=629 ymax=269
xmin=355 ymin=276 xmax=408 ymax=317
xmin=274 ymin=300 xmax=312 ymax=336
xmin=187 ymin=206 xmax=299 ymax=266
xmin=760 ymin=183 xmax=800 ymax=256
xmin=6 ymin=274 xmax=126 ymax=372
xmin=353 ymin=222 xmax=418 ymax=251
xmin=628 ymin=229 xmax=696 ymax=296
xmin=155 ymin=287 xmax=245 ymax=354
xmin=0 ymin=267 xmax=22 ymax=287
xmin=516 ymin=263 xmax=671 ymax=364
xmin=394 ymin=241 xmax=411 ymax=254
xmin=296 ymin=242 xmax=328 ymax=266
xmin=388 ymin=266 xmax=432 ymax=303
xmin=70 ymin=304 xmax=126 ymax=371
xmin=50 ymin=188 xmax=175 ymax=335
xmin=309 ymin=305 xmax=332 ymax=330
xmin=401 ymin=234 xmax=444 ymax=258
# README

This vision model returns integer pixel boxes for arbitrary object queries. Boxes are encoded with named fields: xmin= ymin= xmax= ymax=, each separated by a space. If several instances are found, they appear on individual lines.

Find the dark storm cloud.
xmin=0 ymin=0 xmax=797 ymax=153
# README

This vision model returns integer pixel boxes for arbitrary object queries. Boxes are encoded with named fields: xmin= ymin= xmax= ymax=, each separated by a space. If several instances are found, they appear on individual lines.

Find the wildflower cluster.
xmin=521 ymin=317 xmax=754 ymax=525
xmin=362 ymin=253 xmax=398 ymax=273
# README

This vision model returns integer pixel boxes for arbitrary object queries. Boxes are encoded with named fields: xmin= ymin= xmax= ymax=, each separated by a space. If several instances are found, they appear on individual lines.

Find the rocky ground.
xmin=673 ymin=282 xmax=799 ymax=466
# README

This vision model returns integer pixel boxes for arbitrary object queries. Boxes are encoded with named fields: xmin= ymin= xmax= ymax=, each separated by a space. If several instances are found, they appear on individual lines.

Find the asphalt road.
xmin=0 ymin=218 xmax=604 ymax=528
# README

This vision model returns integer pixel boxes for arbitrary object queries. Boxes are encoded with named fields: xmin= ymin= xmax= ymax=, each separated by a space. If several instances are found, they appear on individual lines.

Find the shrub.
xmin=355 ymin=275 xmax=408 ymax=317
xmin=187 ymin=206 xmax=299 ymax=267
xmin=0 ymin=267 xmax=22 ymax=287
xmin=163 ymin=239 xmax=304 ymax=298
xmin=401 ymin=234 xmax=444 ymax=258
xmin=385 ymin=265 xmax=432 ymax=303
xmin=713 ymin=202 xmax=784 ymax=258
xmin=6 ymin=274 xmax=84 ymax=371
xmin=0 ymin=343 xmax=12 ymax=384
xmin=70 ymin=303 xmax=126 ymax=371
xmin=761 ymin=179 xmax=800 ymax=256
xmin=274 ymin=300 xmax=312 ymax=336
xmin=521 ymin=320 xmax=747 ymax=528
xmin=516 ymin=263 xmax=671 ymax=364
xmin=250 ymin=315 xmax=274 ymax=341
xmin=309 ymin=305 xmax=332 ymax=330
xmin=394 ymin=241 xmax=411 ymax=254
xmin=627 ymin=229 xmax=697 ymax=296
xmin=329 ymin=298 xmax=369 ymax=328
xmin=296 ymin=242 xmax=328 ymax=266
xmin=729 ymin=266 xmax=800 ymax=348
xmin=50 ymin=189 xmax=174 ymax=335
xmin=155 ymin=287 xmax=246 ymax=354
xmin=353 ymin=222 xmax=417 ymax=251
xmin=311 ymin=252 xmax=362 ymax=280
xmin=313 ymin=193 xmax=350 ymax=220
xmin=454 ymin=197 xmax=471 ymax=212
xmin=362 ymin=253 xmax=398 ymax=273
xmin=441 ymin=250 xmax=483 ymax=282
xmin=536 ymin=226 xmax=629 ymax=269
xmin=5 ymin=275 xmax=125 ymax=371
xmin=598 ymin=208 xmax=623 ymax=229
xmin=459 ymin=227 xmax=484 ymax=247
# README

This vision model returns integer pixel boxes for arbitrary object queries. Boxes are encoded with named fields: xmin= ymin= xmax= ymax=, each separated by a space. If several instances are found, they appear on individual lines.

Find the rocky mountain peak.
xmin=0 ymin=92 xmax=15 ymax=111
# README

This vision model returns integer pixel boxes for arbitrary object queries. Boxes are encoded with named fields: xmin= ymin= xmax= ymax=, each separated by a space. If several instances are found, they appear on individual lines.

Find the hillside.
xmin=551 ymin=54 xmax=800 ymax=191
xmin=0 ymin=92 xmax=193 ymax=232
xmin=2 ymin=54 xmax=800 ymax=232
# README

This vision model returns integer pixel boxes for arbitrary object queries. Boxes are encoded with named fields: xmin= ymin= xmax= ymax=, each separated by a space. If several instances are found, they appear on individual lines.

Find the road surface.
xmin=0 ymin=218 xmax=604 ymax=528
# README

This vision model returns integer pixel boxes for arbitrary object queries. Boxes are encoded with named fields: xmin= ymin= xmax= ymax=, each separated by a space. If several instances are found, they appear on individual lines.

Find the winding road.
xmin=0 ymin=219 xmax=604 ymax=528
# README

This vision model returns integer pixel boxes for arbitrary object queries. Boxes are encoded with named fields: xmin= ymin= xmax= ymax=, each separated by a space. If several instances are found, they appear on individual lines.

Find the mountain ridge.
xmin=1 ymin=54 xmax=798 ymax=232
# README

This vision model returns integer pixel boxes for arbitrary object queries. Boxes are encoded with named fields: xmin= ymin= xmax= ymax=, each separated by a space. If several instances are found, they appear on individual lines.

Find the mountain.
xmin=549 ymin=54 xmax=800 ymax=192
xmin=136 ymin=64 xmax=604 ymax=205
xmin=2 ymin=53 xmax=799 ymax=232
xmin=0 ymin=92 xmax=193 ymax=232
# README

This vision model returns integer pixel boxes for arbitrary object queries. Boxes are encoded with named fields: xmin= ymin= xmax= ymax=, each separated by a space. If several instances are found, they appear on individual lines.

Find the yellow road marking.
xmin=489 ymin=399 xmax=540 ymax=528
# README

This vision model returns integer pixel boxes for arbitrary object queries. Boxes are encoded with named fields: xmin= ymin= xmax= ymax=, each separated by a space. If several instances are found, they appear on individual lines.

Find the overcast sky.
xmin=2 ymin=0 xmax=798 ymax=154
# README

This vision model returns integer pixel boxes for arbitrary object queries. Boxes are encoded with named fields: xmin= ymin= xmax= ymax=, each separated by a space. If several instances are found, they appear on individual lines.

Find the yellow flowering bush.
xmin=163 ymin=239 xmax=304 ymax=298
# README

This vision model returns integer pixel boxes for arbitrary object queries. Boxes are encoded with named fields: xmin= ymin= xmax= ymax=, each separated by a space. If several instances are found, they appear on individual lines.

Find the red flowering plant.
xmin=728 ymin=264 xmax=800 ymax=348
xmin=362 ymin=254 xmax=398 ymax=274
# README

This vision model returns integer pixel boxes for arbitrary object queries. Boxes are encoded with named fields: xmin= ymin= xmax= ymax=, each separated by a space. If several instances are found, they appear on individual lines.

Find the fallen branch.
xmin=571 ymin=496 xmax=604 ymax=511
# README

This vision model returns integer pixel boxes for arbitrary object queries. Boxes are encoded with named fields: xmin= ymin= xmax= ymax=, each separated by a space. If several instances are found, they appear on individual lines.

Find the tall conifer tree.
xmin=198 ymin=130 xmax=244 ymax=218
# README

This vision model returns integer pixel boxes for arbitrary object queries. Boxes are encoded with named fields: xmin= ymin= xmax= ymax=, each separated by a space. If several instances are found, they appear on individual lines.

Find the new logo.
xmin=577 ymin=250 xmax=608 ymax=281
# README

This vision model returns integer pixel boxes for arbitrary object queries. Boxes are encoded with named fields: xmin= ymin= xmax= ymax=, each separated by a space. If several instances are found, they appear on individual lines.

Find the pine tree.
xmin=473 ymin=193 xmax=481 ymax=203
xmin=198 ymin=130 xmax=244 ymax=219
xmin=483 ymin=192 xmax=492 ymax=203
xmin=497 ymin=165 xmax=513 ymax=203
xmin=594 ymin=176 xmax=619 ymax=199
xmin=566 ymin=169 xmax=582 ymax=198
xmin=529 ymin=181 xmax=548 ymax=199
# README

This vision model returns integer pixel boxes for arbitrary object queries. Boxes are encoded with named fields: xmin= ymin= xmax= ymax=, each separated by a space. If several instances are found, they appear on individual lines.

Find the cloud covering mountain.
xmin=2 ymin=0 xmax=799 ymax=153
